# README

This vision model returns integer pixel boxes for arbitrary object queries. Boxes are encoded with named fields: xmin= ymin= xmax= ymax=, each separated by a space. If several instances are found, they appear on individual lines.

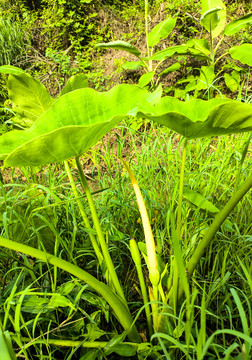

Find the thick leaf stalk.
xmin=76 ymin=157 xmax=127 ymax=304
xmin=176 ymin=138 xmax=188 ymax=239
xmin=64 ymin=160 xmax=103 ymax=265
xmin=130 ymin=239 xmax=153 ymax=337
xmin=123 ymin=162 xmax=160 ymax=292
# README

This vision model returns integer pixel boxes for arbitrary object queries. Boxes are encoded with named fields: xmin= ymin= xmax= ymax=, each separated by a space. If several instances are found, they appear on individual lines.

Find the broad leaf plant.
xmin=0 ymin=66 xmax=251 ymax=358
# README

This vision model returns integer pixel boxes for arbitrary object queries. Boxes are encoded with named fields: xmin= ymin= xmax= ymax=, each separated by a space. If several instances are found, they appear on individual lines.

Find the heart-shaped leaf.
xmin=186 ymin=39 xmax=210 ymax=56
xmin=136 ymin=97 xmax=252 ymax=138
xmin=201 ymin=0 xmax=226 ymax=37
xmin=59 ymin=74 xmax=89 ymax=96
xmin=0 ymin=85 xmax=150 ymax=167
xmin=138 ymin=71 xmax=155 ymax=87
xmin=223 ymin=13 xmax=252 ymax=36
xmin=229 ymin=44 xmax=252 ymax=66
xmin=148 ymin=17 xmax=176 ymax=48
xmin=197 ymin=65 xmax=215 ymax=90
xmin=224 ymin=71 xmax=240 ymax=92
xmin=200 ymin=7 xmax=223 ymax=33
xmin=0 ymin=65 xmax=54 ymax=121
xmin=95 ymin=41 xmax=141 ymax=57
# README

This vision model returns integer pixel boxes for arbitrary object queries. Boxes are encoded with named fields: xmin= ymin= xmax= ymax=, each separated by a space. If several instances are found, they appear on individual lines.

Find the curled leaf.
xmin=136 ymin=97 xmax=252 ymax=138
xmin=0 ymin=85 xmax=150 ymax=166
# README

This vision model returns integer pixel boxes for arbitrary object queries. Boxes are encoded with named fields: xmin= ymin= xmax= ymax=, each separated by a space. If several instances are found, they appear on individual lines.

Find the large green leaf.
xmin=197 ymin=65 xmax=215 ymax=90
xmin=0 ymin=65 xmax=25 ymax=75
xmin=59 ymin=74 xmax=89 ymax=96
xmin=0 ymin=65 xmax=54 ymax=121
xmin=148 ymin=45 xmax=209 ymax=61
xmin=186 ymin=39 xmax=210 ymax=56
xmin=229 ymin=44 xmax=252 ymax=66
xmin=136 ymin=97 xmax=252 ymax=138
xmin=201 ymin=0 xmax=226 ymax=37
xmin=148 ymin=17 xmax=176 ymax=48
xmin=0 ymin=85 xmax=150 ymax=167
xmin=0 ymin=329 xmax=17 ymax=360
xmin=95 ymin=41 xmax=141 ymax=57
xmin=148 ymin=45 xmax=210 ymax=62
xmin=138 ymin=71 xmax=155 ymax=87
xmin=147 ymin=45 xmax=187 ymax=61
xmin=200 ymin=7 xmax=222 ymax=33
xmin=223 ymin=13 xmax=252 ymax=36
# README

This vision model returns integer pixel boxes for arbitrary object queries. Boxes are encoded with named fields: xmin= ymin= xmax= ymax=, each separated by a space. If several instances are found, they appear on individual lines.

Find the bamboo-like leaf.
xmin=95 ymin=41 xmax=141 ymax=57
xmin=223 ymin=13 xmax=252 ymax=36
xmin=136 ymin=97 xmax=252 ymax=138
xmin=148 ymin=17 xmax=176 ymax=48
xmin=183 ymin=188 xmax=219 ymax=213
xmin=123 ymin=162 xmax=160 ymax=288
xmin=0 ymin=329 xmax=17 ymax=360
xmin=159 ymin=62 xmax=181 ymax=76
xmin=229 ymin=44 xmax=252 ymax=66
xmin=171 ymin=218 xmax=190 ymax=300
xmin=230 ymin=288 xmax=249 ymax=337
xmin=0 ymin=85 xmax=149 ymax=166
xmin=148 ymin=45 xmax=210 ymax=62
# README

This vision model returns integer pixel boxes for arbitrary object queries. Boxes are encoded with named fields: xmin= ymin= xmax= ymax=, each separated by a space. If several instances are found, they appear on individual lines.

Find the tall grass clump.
xmin=0 ymin=124 xmax=252 ymax=359
xmin=0 ymin=16 xmax=27 ymax=66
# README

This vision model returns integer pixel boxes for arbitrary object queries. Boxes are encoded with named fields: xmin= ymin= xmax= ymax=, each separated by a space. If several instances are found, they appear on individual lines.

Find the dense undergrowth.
xmin=0 ymin=0 xmax=251 ymax=359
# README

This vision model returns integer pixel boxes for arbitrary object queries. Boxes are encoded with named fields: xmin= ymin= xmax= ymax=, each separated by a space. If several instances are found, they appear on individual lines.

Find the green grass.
xmin=0 ymin=121 xmax=251 ymax=359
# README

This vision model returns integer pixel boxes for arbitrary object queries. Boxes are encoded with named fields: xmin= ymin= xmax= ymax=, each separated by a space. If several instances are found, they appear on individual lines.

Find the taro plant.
xmin=197 ymin=0 xmax=252 ymax=67
xmin=116 ymin=97 xmax=252 ymax=349
xmin=95 ymin=1 xmax=208 ymax=88
xmin=96 ymin=0 xmax=252 ymax=97
xmin=169 ymin=0 xmax=252 ymax=98
xmin=0 ymin=65 xmax=89 ymax=129
xmin=0 ymin=79 xmax=160 ymax=354
xmin=0 ymin=68 xmax=252 ymax=357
